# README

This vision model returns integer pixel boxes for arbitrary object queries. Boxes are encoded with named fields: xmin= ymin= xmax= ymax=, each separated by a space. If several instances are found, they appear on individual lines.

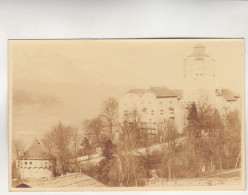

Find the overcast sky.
xmin=10 ymin=39 xmax=244 ymax=91
xmin=9 ymin=39 xmax=244 ymax=148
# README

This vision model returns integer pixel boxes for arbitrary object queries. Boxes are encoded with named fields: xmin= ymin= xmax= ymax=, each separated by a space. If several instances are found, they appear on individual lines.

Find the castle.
xmin=118 ymin=43 xmax=240 ymax=133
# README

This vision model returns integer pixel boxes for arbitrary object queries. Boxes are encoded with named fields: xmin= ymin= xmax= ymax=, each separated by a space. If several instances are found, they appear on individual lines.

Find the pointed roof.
xmin=194 ymin=42 xmax=205 ymax=48
xmin=188 ymin=42 xmax=209 ymax=57
xmin=21 ymin=138 xmax=51 ymax=160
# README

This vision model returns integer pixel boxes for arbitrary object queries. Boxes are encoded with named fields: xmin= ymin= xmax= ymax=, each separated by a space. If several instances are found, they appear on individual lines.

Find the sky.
xmin=10 ymin=39 xmax=244 ymax=90
xmin=9 ymin=39 xmax=244 ymax=148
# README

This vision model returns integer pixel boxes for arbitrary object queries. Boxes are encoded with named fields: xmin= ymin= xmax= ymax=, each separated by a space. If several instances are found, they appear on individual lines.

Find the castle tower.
xmin=183 ymin=43 xmax=216 ymax=104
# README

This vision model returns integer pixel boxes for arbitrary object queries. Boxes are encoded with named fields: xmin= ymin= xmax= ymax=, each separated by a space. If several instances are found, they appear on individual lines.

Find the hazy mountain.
xmin=12 ymin=79 xmax=129 ymax=147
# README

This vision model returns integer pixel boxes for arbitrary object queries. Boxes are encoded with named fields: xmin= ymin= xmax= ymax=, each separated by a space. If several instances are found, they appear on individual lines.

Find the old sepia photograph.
xmin=8 ymin=39 xmax=245 ymax=191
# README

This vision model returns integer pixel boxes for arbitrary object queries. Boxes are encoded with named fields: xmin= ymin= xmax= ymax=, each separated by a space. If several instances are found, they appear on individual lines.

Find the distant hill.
xmin=12 ymin=79 xmax=129 ymax=147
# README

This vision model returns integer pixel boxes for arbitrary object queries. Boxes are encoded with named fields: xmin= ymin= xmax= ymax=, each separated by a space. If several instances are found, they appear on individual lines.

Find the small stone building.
xmin=16 ymin=138 xmax=55 ymax=180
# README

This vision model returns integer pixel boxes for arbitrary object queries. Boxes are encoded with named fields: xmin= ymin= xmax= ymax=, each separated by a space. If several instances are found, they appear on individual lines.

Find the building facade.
xmin=119 ymin=87 xmax=185 ymax=133
xmin=118 ymin=43 xmax=240 ymax=134
xmin=16 ymin=138 xmax=55 ymax=180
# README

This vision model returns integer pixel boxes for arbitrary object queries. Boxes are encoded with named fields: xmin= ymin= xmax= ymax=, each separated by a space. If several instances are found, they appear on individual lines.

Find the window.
xmin=25 ymin=162 xmax=27 ymax=165
xmin=29 ymin=162 xmax=32 ymax=165
xmin=151 ymin=110 xmax=154 ymax=115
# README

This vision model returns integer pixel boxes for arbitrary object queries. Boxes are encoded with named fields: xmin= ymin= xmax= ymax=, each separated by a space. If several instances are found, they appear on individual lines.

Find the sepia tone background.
xmin=10 ymin=39 xmax=244 ymax=149
xmin=9 ymin=39 xmax=245 ymax=190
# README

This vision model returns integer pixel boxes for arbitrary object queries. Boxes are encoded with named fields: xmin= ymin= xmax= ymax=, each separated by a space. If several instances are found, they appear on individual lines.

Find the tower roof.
xmin=194 ymin=42 xmax=205 ymax=48
xmin=188 ymin=42 xmax=209 ymax=57
xmin=21 ymin=138 xmax=51 ymax=160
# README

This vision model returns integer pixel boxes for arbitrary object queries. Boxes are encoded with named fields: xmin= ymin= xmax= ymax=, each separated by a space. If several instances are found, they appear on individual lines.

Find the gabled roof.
xmin=149 ymin=86 xmax=177 ymax=98
xmin=221 ymin=89 xmax=239 ymax=101
xmin=124 ymin=87 xmax=181 ymax=99
xmin=172 ymin=89 xmax=183 ymax=99
xmin=22 ymin=138 xmax=51 ymax=160
xmin=126 ymin=89 xmax=146 ymax=97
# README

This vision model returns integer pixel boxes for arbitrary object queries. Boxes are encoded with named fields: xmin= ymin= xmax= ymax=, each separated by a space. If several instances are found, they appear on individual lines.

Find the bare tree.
xmin=158 ymin=119 xmax=178 ymax=181
xmin=71 ymin=128 xmax=81 ymax=171
xmin=100 ymin=97 xmax=119 ymax=139
xmin=82 ymin=116 xmax=104 ymax=148
xmin=12 ymin=138 xmax=25 ymax=180
xmin=42 ymin=131 xmax=55 ymax=157
xmin=51 ymin=121 xmax=72 ymax=174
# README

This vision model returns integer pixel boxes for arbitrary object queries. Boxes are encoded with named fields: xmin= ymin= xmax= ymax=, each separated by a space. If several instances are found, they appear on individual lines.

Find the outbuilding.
xmin=16 ymin=138 xmax=55 ymax=180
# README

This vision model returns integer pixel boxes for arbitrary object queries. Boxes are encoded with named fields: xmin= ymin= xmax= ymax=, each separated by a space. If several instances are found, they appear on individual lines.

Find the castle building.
xmin=118 ymin=43 xmax=240 ymax=134
xmin=119 ymin=87 xmax=184 ymax=133
xmin=16 ymin=138 xmax=55 ymax=180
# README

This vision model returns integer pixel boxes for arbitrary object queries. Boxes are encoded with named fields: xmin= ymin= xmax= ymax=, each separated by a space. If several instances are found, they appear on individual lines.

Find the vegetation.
xmin=15 ymin=97 xmax=241 ymax=187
